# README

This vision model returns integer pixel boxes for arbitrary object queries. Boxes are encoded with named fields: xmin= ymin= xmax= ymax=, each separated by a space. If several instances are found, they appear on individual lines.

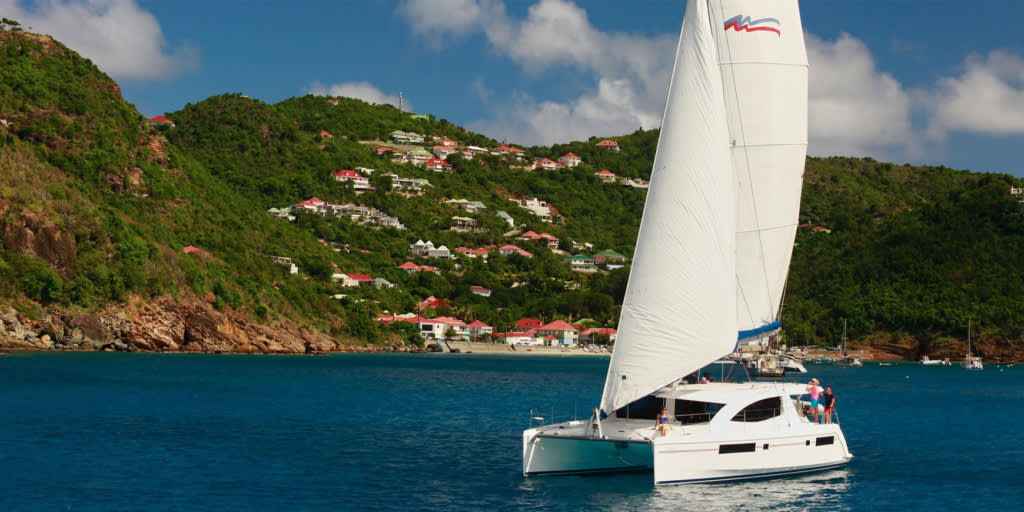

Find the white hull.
xmin=524 ymin=383 xmax=853 ymax=485
xmin=961 ymin=356 xmax=983 ymax=370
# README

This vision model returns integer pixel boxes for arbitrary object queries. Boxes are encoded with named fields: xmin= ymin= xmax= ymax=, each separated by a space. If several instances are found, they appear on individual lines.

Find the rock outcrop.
xmin=0 ymin=295 xmax=412 ymax=355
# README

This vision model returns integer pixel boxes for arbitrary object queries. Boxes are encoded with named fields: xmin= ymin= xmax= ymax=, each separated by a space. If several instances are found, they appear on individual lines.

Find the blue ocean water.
xmin=1 ymin=352 xmax=1022 ymax=511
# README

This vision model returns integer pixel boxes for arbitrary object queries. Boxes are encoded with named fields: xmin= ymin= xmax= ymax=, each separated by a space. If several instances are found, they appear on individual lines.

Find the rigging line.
xmin=714 ymin=0 xmax=792 ymax=319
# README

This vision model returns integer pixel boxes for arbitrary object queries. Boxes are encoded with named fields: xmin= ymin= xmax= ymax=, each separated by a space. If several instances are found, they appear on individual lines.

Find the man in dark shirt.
xmin=822 ymin=386 xmax=837 ymax=424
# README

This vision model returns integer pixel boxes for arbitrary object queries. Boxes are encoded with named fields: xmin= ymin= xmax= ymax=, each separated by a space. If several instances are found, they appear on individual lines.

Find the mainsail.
xmin=599 ymin=0 xmax=736 ymax=416
xmin=711 ymin=0 xmax=809 ymax=342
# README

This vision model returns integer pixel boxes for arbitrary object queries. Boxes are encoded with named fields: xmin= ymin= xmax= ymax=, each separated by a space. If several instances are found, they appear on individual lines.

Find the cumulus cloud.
xmin=400 ymin=0 xmax=674 ymax=145
xmin=806 ymin=33 xmax=917 ymax=159
xmin=307 ymin=81 xmax=409 ymax=111
xmin=925 ymin=51 xmax=1024 ymax=139
xmin=0 ymin=0 xmax=199 ymax=81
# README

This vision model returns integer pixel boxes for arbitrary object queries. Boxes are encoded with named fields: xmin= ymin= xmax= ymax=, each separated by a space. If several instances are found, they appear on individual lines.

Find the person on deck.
xmin=656 ymin=406 xmax=671 ymax=436
xmin=807 ymin=378 xmax=821 ymax=423
xmin=822 ymin=385 xmax=836 ymax=424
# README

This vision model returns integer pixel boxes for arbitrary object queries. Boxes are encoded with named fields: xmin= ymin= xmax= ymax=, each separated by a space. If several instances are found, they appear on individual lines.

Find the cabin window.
xmin=731 ymin=397 xmax=782 ymax=422
xmin=719 ymin=443 xmax=756 ymax=454
xmin=614 ymin=395 xmax=662 ymax=420
xmin=816 ymin=436 xmax=835 ymax=446
xmin=673 ymin=399 xmax=725 ymax=425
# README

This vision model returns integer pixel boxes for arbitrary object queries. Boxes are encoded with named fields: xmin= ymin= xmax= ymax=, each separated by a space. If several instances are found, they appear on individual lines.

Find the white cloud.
xmin=400 ymin=0 xmax=674 ymax=145
xmin=307 ymin=81 xmax=409 ymax=111
xmin=925 ymin=51 xmax=1024 ymax=139
xmin=0 ymin=0 xmax=199 ymax=81
xmin=806 ymin=33 xmax=918 ymax=159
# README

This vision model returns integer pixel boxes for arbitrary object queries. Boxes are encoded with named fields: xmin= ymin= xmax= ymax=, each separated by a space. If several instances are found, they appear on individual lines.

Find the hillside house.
xmin=333 ymin=169 xmax=373 ymax=191
xmin=355 ymin=166 xmax=375 ymax=175
xmin=424 ymin=158 xmax=453 ymax=172
xmin=391 ymin=130 xmax=424 ymax=143
xmin=438 ymin=138 xmax=457 ymax=147
xmin=594 ymin=249 xmax=629 ymax=269
xmin=373 ymin=278 xmax=396 ymax=289
xmin=383 ymin=172 xmax=429 ymax=193
xmin=336 ymin=273 xmax=374 ymax=287
xmin=470 ymin=286 xmax=491 ymax=297
xmin=270 ymin=256 xmax=299 ymax=275
xmin=405 ymin=147 xmax=433 ymax=165
xmin=494 ymin=145 xmax=525 ymax=156
xmin=498 ymin=245 xmax=533 ymax=258
xmin=319 ymin=130 xmax=334 ymax=139
xmin=559 ymin=153 xmax=582 ymax=168
xmin=596 ymin=139 xmax=620 ymax=152
xmin=409 ymin=240 xmax=451 ymax=259
xmin=496 ymin=211 xmax=514 ymax=227
xmin=451 ymin=216 xmax=477 ymax=232
xmin=518 ymin=231 xmax=559 ymax=250
xmin=375 ymin=146 xmax=396 ymax=156
xmin=417 ymin=296 xmax=452 ymax=311
xmin=296 ymin=197 xmax=327 ymax=213
xmin=432 ymin=145 xmax=457 ymax=159
xmin=571 ymin=240 xmax=594 ymax=252
xmin=149 ymin=115 xmax=175 ymax=128
xmin=267 ymin=207 xmax=296 ymax=221
xmin=455 ymin=247 xmax=490 ymax=259
xmin=533 ymin=158 xmax=557 ymax=171
xmin=567 ymin=254 xmax=598 ymax=272
xmin=398 ymin=262 xmax=439 ymax=274
xmin=594 ymin=169 xmax=616 ymax=183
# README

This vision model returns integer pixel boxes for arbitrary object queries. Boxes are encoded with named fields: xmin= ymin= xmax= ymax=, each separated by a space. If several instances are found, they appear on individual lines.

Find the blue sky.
xmin=4 ymin=0 xmax=1024 ymax=176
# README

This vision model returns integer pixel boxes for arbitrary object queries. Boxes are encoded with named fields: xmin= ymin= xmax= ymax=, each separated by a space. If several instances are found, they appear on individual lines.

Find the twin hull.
xmin=523 ymin=422 xmax=852 ymax=485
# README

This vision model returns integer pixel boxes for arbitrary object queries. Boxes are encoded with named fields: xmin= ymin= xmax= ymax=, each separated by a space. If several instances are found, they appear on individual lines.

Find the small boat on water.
xmin=962 ymin=321 xmax=983 ymax=370
xmin=833 ymin=319 xmax=862 ymax=367
xmin=920 ymin=356 xmax=951 ymax=366
xmin=522 ymin=0 xmax=851 ymax=485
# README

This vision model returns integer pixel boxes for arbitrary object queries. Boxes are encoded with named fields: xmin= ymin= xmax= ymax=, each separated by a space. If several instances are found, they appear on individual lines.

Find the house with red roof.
xmin=333 ymin=169 xmax=372 ymax=191
xmin=537 ymin=320 xmax=579 ymax=346
xmin=498 ymin=245 xmax=533 ymax=258
xmin=470 ymin=285 xmax=491 ymax=297
xmin=494 ymin=145 xmax=524 ymax=155
xmin=535 ymin=158 xmax=558 ymax=171
xmin=494 ymin=330 xmax=543 ymax=346
xmin=559 ymin=152 xmax=582 ymax=168
xmin=518 ymin=231 xmax=559 ymax=250
xmin=516 ymin=318 xmax=544 ymax=330
xmin=596 ymin=139 xmax=620 ymax=152
xmin=319 ymin=130 xmax=334 ymax=139
xmin=397 ymin=262 xmax=438 ymax=274
xmin=466 ymin=320 xmax=493 ymax=339
xmin=149 ymin=115 xmax=175 ymax=128
xmin=594 ymin=169 xmax=617 ymax=183
xmin=579 ymin=327 xmax=618 ymax=344
xmin=455 ymin=247 xmax=490 ymax=259
xmin=336 ymin=273 xmax=374 ymax=287
xmin=417 ymin=296 xmax=452 ymax=311
xmin=424 ymin=158 xmax=453 ymax=172
xmin=438 ymin=138 xmax=457 ymax=147
xmin=296 ymin=197 xmax=326 ymax=212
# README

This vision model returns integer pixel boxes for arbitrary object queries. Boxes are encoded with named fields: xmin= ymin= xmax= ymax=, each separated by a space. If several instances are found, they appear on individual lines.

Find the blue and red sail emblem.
xmin=723 ymin=15 xmax=781 ymax=36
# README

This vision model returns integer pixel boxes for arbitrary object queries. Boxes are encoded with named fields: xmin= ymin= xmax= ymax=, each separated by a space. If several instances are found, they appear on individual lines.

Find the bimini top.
xmin=654 ymin=381 xmax=809 ymax=403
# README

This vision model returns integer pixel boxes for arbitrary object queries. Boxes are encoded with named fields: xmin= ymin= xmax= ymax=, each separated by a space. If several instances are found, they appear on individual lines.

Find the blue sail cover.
xmin=737 ymin=320 xmax=781 ymax=342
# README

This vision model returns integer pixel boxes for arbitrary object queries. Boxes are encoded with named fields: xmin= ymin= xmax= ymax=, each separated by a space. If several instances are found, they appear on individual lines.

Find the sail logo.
xmin=723 ymin=15 xmax=781 ymax=36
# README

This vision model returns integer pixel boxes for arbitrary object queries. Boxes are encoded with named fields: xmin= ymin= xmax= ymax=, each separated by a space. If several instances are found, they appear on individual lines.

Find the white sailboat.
xmin=962 ymin=321 xmax=983 ymax=370
xmin=522 ymin=0 xmax=852 ymax=484
xmin=833 ymin=318 xmax=863 ymax=367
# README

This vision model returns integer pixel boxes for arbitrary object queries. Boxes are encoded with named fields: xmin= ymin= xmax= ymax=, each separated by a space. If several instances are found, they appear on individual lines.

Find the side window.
xmin=731 ymin=397 xmax=782 ymax=422
xmin=674 ymin=399 xmax=724 ymax=424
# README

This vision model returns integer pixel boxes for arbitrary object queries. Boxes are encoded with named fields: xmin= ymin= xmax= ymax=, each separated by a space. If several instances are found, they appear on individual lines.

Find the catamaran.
xmin=522 ymin=0 xmax=852 ymax=484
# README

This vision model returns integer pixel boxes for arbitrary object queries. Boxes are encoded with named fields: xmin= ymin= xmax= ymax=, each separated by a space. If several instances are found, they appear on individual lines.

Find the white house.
xmin=559 ymin=152 xmax=582 ymax=168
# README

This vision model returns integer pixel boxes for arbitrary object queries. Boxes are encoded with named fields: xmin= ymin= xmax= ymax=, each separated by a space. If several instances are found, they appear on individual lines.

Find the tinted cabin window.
xmin=816 ymin=436 xmax=835 ymax=446
xmin=719 ymin=443 xmax=756 ymax=454
xmin=674 ymin=399 xmax=725 ymax=425
xmin=731 ymin=397 xmax=782 ymax=422
xmin=615 ymin=395 xmax=662 ymax=420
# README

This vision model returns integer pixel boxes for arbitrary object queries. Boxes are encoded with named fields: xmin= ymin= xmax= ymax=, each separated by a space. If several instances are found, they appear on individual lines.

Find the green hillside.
xmin=2 ymin=25 xmax=1023 ymax=357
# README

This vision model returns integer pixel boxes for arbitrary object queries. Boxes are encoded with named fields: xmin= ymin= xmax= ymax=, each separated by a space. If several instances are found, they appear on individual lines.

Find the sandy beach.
xmin=445 ymin=341 xmax=610 ymax=356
